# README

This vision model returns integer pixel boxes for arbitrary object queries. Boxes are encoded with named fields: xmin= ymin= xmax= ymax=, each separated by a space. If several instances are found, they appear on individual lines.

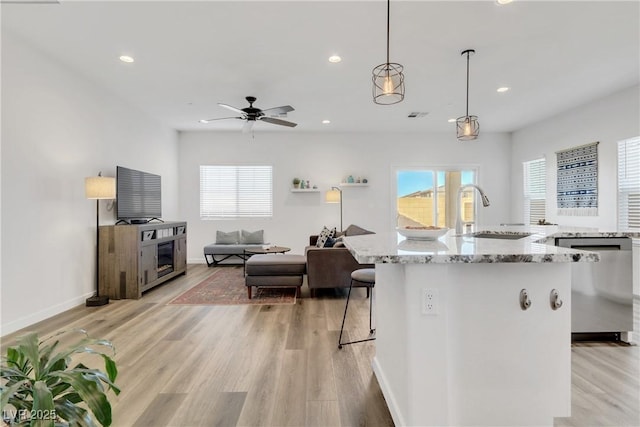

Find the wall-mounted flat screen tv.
xmin=116 ymin=166 xmax=161 ymax=223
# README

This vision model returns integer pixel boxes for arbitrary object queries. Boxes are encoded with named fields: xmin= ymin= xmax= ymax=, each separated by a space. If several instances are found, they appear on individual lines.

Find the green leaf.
xmin=52 ymin=371 xmax=112 ymax=426
xmin=16 ymin=333 xmax=41 ymax=379
xmin=54 ymin=400 xmax=95 ymax=427
xmin=31 ymin=380 xmax=55 ymax=427
xmin=1 ymin=379 xmax=31 ymax=411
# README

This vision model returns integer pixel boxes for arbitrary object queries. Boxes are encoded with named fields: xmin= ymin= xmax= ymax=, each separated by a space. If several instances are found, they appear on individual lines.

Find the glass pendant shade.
xmin=373 ymin=63 xmax=405 ymax=105
xmin=456 ymin=115 xmax=480 ymax=141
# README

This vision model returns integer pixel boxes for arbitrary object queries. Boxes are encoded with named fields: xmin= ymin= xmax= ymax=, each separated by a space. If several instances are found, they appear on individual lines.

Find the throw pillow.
xmin=315 ymin=226 xmax=336 ymax=248
xmin=241 ymin=229 xmax=264 ymax=244
xmin=344 ymin=224 xmax=375 ymax=236
xmin=324 ymin=237 xmax=337 ymax=248
xmin=216 ymin=230 xmax=240 ymax=244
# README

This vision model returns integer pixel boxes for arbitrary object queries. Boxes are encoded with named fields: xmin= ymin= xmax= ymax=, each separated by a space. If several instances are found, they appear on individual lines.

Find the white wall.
xmin=510 ymin=85 xmax=640 ymax=230
xmin=178 ymin=131 xmax=512 ymax=261
xmin=1 ymin=33 xmax=179 ymax=335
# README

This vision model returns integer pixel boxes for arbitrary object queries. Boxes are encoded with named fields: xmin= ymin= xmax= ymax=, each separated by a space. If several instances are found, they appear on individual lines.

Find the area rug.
xmin=168 ymin=267 xmax=296 ymax=306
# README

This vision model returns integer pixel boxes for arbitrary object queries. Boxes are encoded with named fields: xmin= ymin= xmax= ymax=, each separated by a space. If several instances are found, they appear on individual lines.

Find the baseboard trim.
xmin=0 ymin=291 xmax=94 ymax=337
xmin=372 ymin=356 xmax=406 ymax=427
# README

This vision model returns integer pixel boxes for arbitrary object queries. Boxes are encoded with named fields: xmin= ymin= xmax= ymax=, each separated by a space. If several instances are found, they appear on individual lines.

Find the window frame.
xmin=523 ymin=158 xmax=546 ymax=225
xmin=617 ymin=137 xmax=640 ymax=231
xmin=199 ymin=164 xmax=273 ymax=219
xmin=392 ymin=165 xmax=479 ymax=229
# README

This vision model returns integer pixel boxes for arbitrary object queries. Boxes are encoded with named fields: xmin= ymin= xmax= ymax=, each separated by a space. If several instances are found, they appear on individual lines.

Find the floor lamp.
xmin=85 ymin=172 xmax=116 ymax=307
xmin=325 ymin=186 xmax=343 ymax=232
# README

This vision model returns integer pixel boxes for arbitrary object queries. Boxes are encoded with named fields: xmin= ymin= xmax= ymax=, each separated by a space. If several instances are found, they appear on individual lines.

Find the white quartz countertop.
xmin=343 ymin=225 xmax=640 ymax=264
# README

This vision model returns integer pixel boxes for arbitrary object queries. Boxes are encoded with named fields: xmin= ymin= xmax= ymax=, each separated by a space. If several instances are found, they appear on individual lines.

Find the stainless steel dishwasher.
xmin=555 ymin=237 xmax=633 ymax=341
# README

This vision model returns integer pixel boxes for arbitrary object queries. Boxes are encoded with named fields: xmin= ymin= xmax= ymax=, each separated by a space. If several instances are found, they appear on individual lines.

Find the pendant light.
xmin=456 ymin=49 xmax=480 ymax=141
xmin=372 ymin=0 xmax=405 ymax=105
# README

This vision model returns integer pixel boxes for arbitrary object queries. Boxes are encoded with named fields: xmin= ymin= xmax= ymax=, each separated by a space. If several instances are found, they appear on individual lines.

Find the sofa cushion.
xmin=241 ymin=229 xmax=264 ymax=244
xmin=315 ymin=226 xmax=336 ymax=248
xmin=216 ymin=230 xmax=240 ymax=244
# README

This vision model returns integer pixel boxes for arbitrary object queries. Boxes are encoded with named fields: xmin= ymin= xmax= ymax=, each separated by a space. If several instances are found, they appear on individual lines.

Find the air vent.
xmin=408 ymin=112 xmax=429 ymax=118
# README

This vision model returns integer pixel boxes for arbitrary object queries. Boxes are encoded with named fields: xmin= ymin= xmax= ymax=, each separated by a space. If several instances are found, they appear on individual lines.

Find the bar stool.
xmin=338 ymin=268 xmax=376 ymax=349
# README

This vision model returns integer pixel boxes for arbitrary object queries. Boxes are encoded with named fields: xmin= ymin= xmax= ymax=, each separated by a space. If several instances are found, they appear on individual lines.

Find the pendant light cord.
xmin=465 ymin=51 xmax=470 ymax=117
xmin=386 ymin=0 xmax=390 ymax=64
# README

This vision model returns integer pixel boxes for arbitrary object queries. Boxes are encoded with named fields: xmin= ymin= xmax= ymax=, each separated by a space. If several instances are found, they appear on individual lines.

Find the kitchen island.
xmin=343 ymin=226 xmax=604 ymax=427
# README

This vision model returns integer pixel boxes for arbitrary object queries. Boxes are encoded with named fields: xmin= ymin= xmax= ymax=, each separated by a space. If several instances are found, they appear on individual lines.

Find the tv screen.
xmin=116 ymin=166 xmax=161 ymax=222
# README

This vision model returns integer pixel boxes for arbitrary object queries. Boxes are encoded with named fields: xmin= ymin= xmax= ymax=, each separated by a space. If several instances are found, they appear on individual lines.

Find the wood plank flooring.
xmin=2 ymin=264 xmax=638 ymax=427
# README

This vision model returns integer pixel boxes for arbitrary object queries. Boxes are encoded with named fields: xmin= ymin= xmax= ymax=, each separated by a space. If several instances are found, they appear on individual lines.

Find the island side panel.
xmin=373 ymin=262 xmax=571 ymax=427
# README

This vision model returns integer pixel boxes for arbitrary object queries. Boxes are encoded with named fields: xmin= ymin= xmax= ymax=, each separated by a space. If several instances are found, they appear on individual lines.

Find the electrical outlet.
xmin=422 ymin=288 xmax=439 ymax=315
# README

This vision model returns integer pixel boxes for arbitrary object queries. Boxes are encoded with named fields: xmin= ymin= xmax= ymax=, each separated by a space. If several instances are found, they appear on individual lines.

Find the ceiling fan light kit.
xmin=372 ymin=0 xmax=405 ymax=105
xmin=456 ymin=49 xmax=480 ymax=141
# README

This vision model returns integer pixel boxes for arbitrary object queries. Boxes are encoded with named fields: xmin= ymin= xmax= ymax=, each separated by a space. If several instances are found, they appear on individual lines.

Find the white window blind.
xmin=523 ymin=158 xmax=546 ymax=225
xmin=617 ymin=137 xmax=640 ymax=231
xmin=200 ymin=165 xmax=273 ymax=219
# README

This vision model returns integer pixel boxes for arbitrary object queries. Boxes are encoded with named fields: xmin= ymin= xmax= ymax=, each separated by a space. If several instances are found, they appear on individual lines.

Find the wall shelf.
xmin=291 ymin=189 xmax=320 ymax=193
xmin=339 ymin=183 xmax=369 ymax=187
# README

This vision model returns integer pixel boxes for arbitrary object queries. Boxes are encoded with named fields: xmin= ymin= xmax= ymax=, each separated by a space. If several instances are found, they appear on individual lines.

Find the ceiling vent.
xmin=407 ymin=112 xmax=429 ymax=118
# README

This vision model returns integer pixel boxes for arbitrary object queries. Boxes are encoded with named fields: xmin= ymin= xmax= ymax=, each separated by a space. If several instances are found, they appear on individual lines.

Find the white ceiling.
xmin=2 ymin=1 xmax=639 ymax=134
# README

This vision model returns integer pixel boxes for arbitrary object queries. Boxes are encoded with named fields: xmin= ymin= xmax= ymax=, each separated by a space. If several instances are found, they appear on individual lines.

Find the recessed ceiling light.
xmin=447 ymin=118 xmax=456 ymax=123
xmin=328 ymin=55 xmax=342 ymax=63
xmin=199 ymin=119 xmax=209 ymax=124
xmin=322 ymin=119 xmax=331 ymax=124
xmin=496 ymin=0 xmax=513 ymax=5
xmin=119 ymin=55 xmax=134 ymax=63
xmin=497 ymin=87 xmax=510 ymax=93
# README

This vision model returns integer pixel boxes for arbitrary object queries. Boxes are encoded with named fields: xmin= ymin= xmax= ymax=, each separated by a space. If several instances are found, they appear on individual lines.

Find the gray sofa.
xmin=203 ymin=229 xmax=268 ymax=266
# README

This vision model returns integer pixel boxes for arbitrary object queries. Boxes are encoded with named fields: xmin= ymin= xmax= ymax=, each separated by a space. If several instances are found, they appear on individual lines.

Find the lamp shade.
xmin=85 ymin=176 xmax=116 ymax=199
xmin=325 ymin=189 xmax=341 ymax=203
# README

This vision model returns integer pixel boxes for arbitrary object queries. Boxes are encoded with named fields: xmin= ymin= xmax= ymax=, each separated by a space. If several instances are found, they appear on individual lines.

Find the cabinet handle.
xmin=550 ymin=289 xmax=563 ymax=310
xmin=519 ymin=289 xmax=531 ymax=311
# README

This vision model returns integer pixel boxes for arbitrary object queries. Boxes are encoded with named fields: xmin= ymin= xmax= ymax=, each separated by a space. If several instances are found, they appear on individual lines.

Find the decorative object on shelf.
xmin=456 ymin=49 xmax=480 ymax=141
xmin=1 ymin=330 xmax=120 ymax=427
xmin=347 ymin=175 xmax=355 ymax=183
xmin=85 ymin=171 xmax=115 ymax=307
xmin=313 ymin=185 xmax=318 ymax=189
xmin=363 ymin=178 xmax=369 ymax=183
xmin=372 ymin=0 xmax=405 ymax=105
xmin=556 ymin=141 xmax=599 ymax=216
xmin=300 ymin=179 xmax=306 ymax=189
xmin=292 ymin=177 xmax=301 ymax=189
xmin=325 ymin=186 xmax=343 ymax=231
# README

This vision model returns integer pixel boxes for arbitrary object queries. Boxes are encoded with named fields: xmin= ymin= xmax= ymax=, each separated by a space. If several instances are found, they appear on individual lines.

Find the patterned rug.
xmin=168 ymin=267 xmax=297 ymax=306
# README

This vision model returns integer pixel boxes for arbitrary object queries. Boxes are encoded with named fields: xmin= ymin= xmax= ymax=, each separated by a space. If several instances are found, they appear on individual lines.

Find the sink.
xmin=466 ymin=232 xmax=532 ymax=240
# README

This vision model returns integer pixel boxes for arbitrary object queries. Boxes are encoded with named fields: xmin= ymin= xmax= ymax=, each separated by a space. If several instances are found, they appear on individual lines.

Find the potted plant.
xmin=292 ymin=178 xmax=301 ymax=189
xmin=1 ymin=329 xmax=120 ymax=426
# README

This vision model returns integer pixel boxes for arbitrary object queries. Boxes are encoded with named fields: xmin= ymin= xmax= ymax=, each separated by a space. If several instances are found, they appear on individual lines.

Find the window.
xmin=396 ymin=169 xmax=476 ymax=228
xmin=200 ymin=165 xmax=273 ymax=219
xmin=617 ymin=137 xmax=640 ymax=231
xmin=523 ymin=158 xmax=546 ymax=225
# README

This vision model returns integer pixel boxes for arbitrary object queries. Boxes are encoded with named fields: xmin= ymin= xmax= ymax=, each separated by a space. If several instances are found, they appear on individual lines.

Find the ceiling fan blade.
xmin=242 ymin=121 xmax=255 ymax=133
xmin=261 ymin=105 xmax=295 ymax=116
xmin=218 ymin=103 xmax=245 ymax=114
xmin=259 ymin=117 xmax=297 ymax=128
xmin=199 ymin=116 xmax=243 ymax=123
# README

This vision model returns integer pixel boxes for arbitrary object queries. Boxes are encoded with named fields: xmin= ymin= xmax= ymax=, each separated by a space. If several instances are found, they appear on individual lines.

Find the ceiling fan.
xmin=199 ymin=96 xmax=297 ymax=132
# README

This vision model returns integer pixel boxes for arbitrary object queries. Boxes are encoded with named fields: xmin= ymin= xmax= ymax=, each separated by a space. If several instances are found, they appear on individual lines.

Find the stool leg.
xmin=338 ymin=280 xmax=354 ymax=349
xmin=247 ymin=286 xmax=252 ymax=299
xmin=369 ymin=286 xmax=375 ymax=334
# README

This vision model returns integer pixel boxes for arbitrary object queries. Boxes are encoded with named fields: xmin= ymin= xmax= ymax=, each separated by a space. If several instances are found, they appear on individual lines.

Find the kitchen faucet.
xmin=455 ymin=184 xmax=490 ymax=235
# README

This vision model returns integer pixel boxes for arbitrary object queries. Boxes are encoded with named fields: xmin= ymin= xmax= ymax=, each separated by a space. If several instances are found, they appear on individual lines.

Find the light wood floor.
xmin=2 ymin=264 xmax=638 ymax=427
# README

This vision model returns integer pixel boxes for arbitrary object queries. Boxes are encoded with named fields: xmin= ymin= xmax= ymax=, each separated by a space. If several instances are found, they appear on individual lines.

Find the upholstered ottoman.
xmin=245 ymin=254 xmax=306 ymax=299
